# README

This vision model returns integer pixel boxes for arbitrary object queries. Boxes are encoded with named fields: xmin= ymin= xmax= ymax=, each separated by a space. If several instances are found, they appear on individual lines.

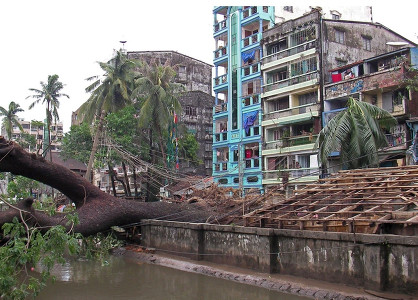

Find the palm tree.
xmin=315 ymin=97 xmax=397 ymax=170
xmin=0 ymin=101 xmax=24 ymax=139
xmin=31 ymin=120 xmax=44 ymax=153
xmin=79 ymin=50 xmax=140 ymax=181
xmin=27 ymin=74 xmax=69 ymax=160
xmin=133 ymin=59 xmax=183 ymax=168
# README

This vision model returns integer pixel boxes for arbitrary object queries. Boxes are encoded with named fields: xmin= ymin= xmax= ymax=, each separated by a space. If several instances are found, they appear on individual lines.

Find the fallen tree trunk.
xmin=0 ymin=137 xmax=213 ymax=236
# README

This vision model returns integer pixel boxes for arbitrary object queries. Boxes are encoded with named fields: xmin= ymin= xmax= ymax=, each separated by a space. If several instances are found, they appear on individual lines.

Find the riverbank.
xmin=114 ymin=246 xmax=417 ymax=300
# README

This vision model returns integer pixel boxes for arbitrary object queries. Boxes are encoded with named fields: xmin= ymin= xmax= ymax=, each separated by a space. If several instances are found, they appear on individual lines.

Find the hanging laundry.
xmin=242 ymin=50 xmax=256 ymax=63
xmin=243 ymin=111 xmax=259 ymax=134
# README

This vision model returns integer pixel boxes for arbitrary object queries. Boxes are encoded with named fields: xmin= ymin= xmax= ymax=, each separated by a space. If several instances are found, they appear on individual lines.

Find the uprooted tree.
xmin=0 ymin=136 xmax=214 ymax=236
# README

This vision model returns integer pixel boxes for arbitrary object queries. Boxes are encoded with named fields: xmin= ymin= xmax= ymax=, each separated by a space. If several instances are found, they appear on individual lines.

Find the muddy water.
xmin=36 ymin=256 xmax=309 ymax=300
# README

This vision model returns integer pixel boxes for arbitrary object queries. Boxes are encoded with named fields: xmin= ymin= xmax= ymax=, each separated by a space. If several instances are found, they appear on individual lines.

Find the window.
xmin=332 ymin=14 xmax=340 ymax=20
xmin=335 ymin=29 xmax=345 ymax=44
xmin=185 ymin=106 xmax=197 ymax=116
xmin=290 ymin=57 xmax=317 ymax=76
xmin=363 ymin=37 xmax=371 ymax=51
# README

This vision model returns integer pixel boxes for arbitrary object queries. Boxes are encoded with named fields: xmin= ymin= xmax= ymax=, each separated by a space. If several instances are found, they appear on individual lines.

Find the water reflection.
xmin=37 ymin=256 xmax=308 ymax=300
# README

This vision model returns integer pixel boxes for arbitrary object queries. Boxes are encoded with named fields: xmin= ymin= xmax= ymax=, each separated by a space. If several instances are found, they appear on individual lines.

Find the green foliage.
xmin=61 ymin=123 xmax=93 ymax=164
xmin=0 ymin=214 xmax=121 ymax=299
xmin=15 ymin=132 xmax=36 ymax=151
xmin=0 ymin=101 xmax=24 ymax=140
xmin=178 ymin=132 xmax=202 ymax=165
xmin=7 ymin=176 xmax=40 ymax=200
xmin=80 ymin=233 xmax=122 ymax=265
xmin=0 ymin=218 xmax=80 ymax=299
xmin=315 ymin=97 xmax=397 ymax=169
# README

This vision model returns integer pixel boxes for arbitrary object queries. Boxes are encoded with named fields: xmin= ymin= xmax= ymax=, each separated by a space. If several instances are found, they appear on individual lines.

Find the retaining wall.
xmin=140 ymin=220 xmax=417 ymax=295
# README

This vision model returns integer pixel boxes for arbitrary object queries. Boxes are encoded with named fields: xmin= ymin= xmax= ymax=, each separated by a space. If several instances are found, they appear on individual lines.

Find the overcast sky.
xmin=0 ymin=1 xmax=417 ymax=132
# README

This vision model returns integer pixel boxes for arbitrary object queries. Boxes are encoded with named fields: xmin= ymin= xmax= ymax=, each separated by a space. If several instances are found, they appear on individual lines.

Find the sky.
xmin=0 ymin=1 xmax=417 ymax=133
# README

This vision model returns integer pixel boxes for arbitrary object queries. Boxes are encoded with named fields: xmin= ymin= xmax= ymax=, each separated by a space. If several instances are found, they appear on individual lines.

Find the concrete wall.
xmin=141 ymin=220 xmax=418 ymax=295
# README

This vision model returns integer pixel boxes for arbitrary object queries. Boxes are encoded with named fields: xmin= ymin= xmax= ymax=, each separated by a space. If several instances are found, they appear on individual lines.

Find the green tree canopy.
xmin=79 ymin=50 xmax=141 ymax=180
xmin=61 ymin=123 xmax=93 ymax=164
xmin=315 ymin=97 xmax=397 ymax=169
xmin=133 ymin=59 xmax=183 ymax=167
xmin=0 ymin=101 xmax=24 ymax=139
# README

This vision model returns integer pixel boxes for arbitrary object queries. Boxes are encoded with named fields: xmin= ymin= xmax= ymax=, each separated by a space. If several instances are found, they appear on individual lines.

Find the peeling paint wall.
xmin=141 ymin=220 xmax=418 ymax=295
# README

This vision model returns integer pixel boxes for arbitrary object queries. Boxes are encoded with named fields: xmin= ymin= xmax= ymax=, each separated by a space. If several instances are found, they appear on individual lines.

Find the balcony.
xmin=241 ymin=62 xmax=260 ymax=78
xmin=214 ymin=103 xmax=228 ymax=114
xmin=242 ymin=94 xmax=260 ymax=107
xmin=263 ymin=103 xmax=321 ymax=122
xmin=242 ymin=33 xmax=260 ymax=49
xmin=244 ymin=125 xmax=260 ymax=138
xmin=214 ymin=20 xmax=227 ymax=34
xmin=214 ymin=162 xmax=228 ymax=172
xmin=245 ymin=157 xmax=260 ymax=169
xmin=264 ymin=71 xmax=318 ymax=94
xmin=214 ymin=131 xmax=228 ymax=143
xmin=263 ymin=40 xmax=316 ymax=66
xmin=264 ymin=134 xmax=318 ymax=151
xmin=214 ymin=46 xmax=228 ymax=61
xmin=213 ymin=74 xmax=228 ymax=90
xmin=263 ymin=167 xmax=319 ymax=183
xmin=242 ymin=6 xmax=258 ymax=19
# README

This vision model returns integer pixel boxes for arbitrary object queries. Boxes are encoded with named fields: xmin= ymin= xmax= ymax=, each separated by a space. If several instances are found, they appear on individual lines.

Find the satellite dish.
xmin=386 ymin=41 xmax=409 ymax=46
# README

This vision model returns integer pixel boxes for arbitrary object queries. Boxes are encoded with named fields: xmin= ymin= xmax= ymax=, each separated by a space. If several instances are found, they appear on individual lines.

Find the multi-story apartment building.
xmin=1 ymin=118 xmax=63 ymax=153
xmin=323 ymin=47 xmax=418 ymax=172
xmin=260 ymin=9 xmax=415 ymax=194
xmin=212 ymin=6 xmax=275 ymax=194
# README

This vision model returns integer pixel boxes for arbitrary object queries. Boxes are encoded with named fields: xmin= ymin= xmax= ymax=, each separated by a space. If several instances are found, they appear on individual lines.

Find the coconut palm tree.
xmin=0 ymin=101 xmax=24 ymax=139
xmin=315 ymin=97 xmax=397 ymax=170
xmin=79 ymin=50 xmax=140 ymax=181
xmin=26 ymin=74 xmax=69 ymax=160
xmin=133 ymin=59 xmax=183 ymax=168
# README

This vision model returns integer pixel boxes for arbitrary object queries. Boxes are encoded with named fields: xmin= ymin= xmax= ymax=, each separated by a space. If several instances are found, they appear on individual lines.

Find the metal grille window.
xmin=290 ymin=57 xmax=317 ymax=77
xmin=185 ymin=106 xmax=197 ymax=116
xmin=335 ymin=29 xmax=345 ymax=44
xmin=290 ymin=26 xmax=316 ymax=47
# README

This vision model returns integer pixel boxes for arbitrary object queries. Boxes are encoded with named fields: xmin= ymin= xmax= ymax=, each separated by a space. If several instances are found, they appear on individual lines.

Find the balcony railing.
xmin=385 ymin=132 xmax=406 ymax=148
xmin=263 ymin=167 xmax=319 ymax=180
xmin=214 ymin=131 xmax=228 ymax=142
xmin=244 ymin=125 xmax=260 ymax=137
xmin=264 ymin=134 xmax=318 ymax=150
xmin=242 ymin=62 xmax=260 ymax=77
xmin=242 ymin=94 xmax=260 ymax=107
xmin=214 ymin=103 xmax=227 ymax=113
xmin=263 ymin=40 xmax=316 ymax=65
xmin=245 ymin=157 xmax=260 ymax=169
xmin=242 ymin=33 xmax=260 ymax=48
xmin=214 ymin=20 xmax=227 ymax=34
xmin=214 ymin=162 xmax=228 ymax=172
xmin=264 ymin=71 xmax=318 ymax=93
xmin=214 ymin=46 xmax=228 ymax=60
xmin=263 ymin=103 xmax=320 ymax=121
xmin=242 ymin=6 xmax=258 ymax=19
xmin=214 ymin=74 xmax=228 ymax=87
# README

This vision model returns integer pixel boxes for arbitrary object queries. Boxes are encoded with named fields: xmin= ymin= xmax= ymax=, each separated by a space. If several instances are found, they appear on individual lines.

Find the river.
xmin=36 ymin=256 xmax=309 ymax=299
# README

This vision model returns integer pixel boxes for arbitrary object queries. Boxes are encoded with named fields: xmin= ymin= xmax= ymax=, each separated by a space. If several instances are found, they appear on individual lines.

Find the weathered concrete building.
xmin=260 ymin=9 xmax=416 ymax=193
xmin=127 ymin=50 xmax=215 ymax=176
xmin=324 ymin=47 xmax=418 ymax=172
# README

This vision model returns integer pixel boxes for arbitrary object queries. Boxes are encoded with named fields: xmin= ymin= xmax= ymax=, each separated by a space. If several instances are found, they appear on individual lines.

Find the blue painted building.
xmin=212 ymin=6 xmax=275 ymax=193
